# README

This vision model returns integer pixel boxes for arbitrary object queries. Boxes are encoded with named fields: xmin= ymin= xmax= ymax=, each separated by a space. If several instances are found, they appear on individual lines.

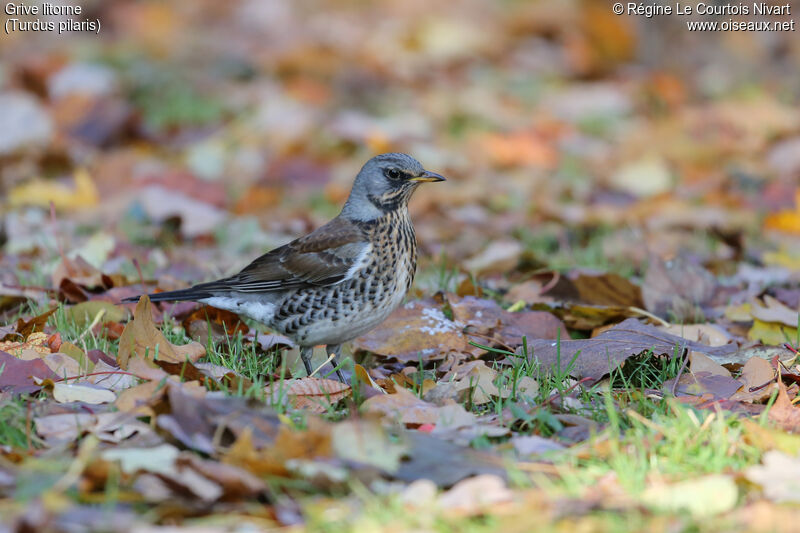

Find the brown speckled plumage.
xmin=124 ymin=153 xmax=444 ymax=381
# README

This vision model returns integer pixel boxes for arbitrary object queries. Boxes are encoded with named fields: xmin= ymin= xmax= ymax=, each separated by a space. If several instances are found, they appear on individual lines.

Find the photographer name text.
xmin=613 ymin=2 xmax=794 ymax=31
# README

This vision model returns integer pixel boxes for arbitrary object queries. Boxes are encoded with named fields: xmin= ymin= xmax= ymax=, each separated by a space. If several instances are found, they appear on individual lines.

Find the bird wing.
xmin=199 ymin=217 xmax=369 ymax=294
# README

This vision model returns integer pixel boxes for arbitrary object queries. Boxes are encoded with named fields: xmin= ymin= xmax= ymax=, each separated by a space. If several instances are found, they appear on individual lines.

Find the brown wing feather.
xmin=196 ymin=217 xmax=368 ymax=294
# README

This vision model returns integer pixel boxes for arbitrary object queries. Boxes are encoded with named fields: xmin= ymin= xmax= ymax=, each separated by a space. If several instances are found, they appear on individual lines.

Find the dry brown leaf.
xmin=42 ymin=352 xmax=84 ymax=378
xmin=224 ymin=420 xmax=332 ymax=477
xmin=750 ymin=295 xmax=799 ymax=328
xmin=447 ymin=295 xmax=568 ymax=347
xmin=730 ymin=357 xmax=775 ymax=403
xmin=353 ymin=363 xmax=385 ymax=393
xmin=361 ymin=386 xmax=441 ymax=425
xmin=546 ymin=272 xmax=644 ymax=308
xmin=437 ymin=474 xmax=513 ymax=516
xmin=117 ymin=295 xmax=205 ymax=370
xmin=689 ymin=352 xmax=731 ymax=377
xmin=768 ymin=379 xmax=800 ymax=432
xmin=523 ymin=318 xmax=737 ymax=380
xmin=664 ymin=372 xmax=742 ymax=400
xmin=642 ymin=254 xmax=716 ymax=321
xmin=478 ymin=130 xmax=557 ymax=169
xmin=441 ymin=361 xmax=505 ymax=405
xmin=182 ymin=305 xmax=249 ymax=342
xmin=34 ymin=411 xmax=152 ymax=444
xmin=0 ymin=331 xmax=51 ymax=357
xmin=265 ymin=378 xmax=351 ymax=413
xmin=354 ymin=298 xmax=475 ymax=361
xmin=362 ymin=386 xmax=477 ymax=429
xmin=52 ymin=254 xmax=110 ymax=291
xmin=2 ymin=308 xmax=57 ymax=341
xmin=659 ymin=324 xmax=733 ymax=347
xmin=0 ymin=350 xmax=60 ymax=394
xmin=115 ymin=380 xmax=166 ymax=415
xmin=462 ymin=240 xmax=522 ymax=275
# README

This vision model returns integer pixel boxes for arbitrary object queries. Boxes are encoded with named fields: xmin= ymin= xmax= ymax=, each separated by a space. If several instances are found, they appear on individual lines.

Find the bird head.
xmin=342 ymin=153 xmax=445 ymax=220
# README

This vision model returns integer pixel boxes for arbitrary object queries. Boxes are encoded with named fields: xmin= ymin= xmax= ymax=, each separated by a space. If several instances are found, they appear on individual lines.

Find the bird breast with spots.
xmin=271 ymin=209 xmax=417 ymax=346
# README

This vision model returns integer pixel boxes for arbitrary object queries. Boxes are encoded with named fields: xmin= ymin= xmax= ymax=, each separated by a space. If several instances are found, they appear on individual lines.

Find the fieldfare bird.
xmin=124 ymin=153 xmax=445 ymax=381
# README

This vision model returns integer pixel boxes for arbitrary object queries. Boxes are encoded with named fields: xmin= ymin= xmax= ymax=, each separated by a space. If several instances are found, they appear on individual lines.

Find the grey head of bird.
xmin=341 ymin=153 xmax=445 ymax=221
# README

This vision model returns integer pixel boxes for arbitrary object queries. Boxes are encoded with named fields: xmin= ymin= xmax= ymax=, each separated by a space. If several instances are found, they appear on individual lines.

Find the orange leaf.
xmin=764 ymin=189 xmax=800 ymax=235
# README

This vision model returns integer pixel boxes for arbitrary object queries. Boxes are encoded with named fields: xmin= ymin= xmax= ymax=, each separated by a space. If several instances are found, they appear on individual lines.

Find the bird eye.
xmin=384 ymin=168 xmax=403 ymax=180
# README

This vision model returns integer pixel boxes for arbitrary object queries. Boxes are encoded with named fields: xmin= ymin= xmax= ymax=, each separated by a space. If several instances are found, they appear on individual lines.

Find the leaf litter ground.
xmin=3 ymin=1 xmax=800 ymax=531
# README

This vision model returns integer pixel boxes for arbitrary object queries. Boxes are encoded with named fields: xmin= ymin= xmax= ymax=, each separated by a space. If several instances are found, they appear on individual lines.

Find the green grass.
xmin=0 ymin=397 xmax=36 ymax=448
xmin=0 ymin=294 xmax=781 ymax=532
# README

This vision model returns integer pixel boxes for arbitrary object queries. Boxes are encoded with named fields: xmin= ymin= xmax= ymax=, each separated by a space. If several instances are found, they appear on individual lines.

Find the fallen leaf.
xmin=52 ymin=254 xmax=110 ymax=294
xmin=764 ymin=189 xmax=800 ymax=235
xmin=0 ymin=350 xmax=59 ymax=393
xmin=34 ymin=411 xmax=152 ymax=444
xmin=394 ymin=432 xmax=507 ymax=487
xmin=659 ymin=324 xmax=733 ymax=347
xmin=748 ymin=319 xmax=799 ymax=346
xmin=362 ymin=386 xmax=474 ymax=427
xmin=746 ymin=450 xmax=800 ymax=503
xmin=182 ymin=305 xmax=249 ymax=342
xmin=115 ymin=380 xmax=164 ymax=415
xmin=609 ymin=157 xmax=672 ymax=197
xmin=437 ymin=474 xmax=513 ymax=515
xmin=117 ymin=295 xmax=205 ymax=369
xmin=767 ymin=379 xmax=800 ymax=432
xmin=447 ymin=295 xmax=568 ymax=348
xmin=688 ymin=352 xmax=731 ymax=377
xmin=729 ymin=357 xmax=775 ymax=403
xmin=354 ymin=299 xmax=475 ymax=362
xmin=510 ymin=435 xmax=565 ymax=457
xmin=66 ymin=301 xmax=127 ymax=327
xmin=530 ymin=302 xmax=640 ymax=330
xmin=750 ymin=295 xmax=799 ymax=327
xmin=462 ymin=240 xmax=523 ymax=275
xmin=642 ymin=254 xmax=716 ymax=321
xmin=641 ymin=475 xmax=737 ymax=517
xmin=740 ymin=419 xmax=800 ymax=456
xmin=52 ymin=383 xmax=116 ymax=404
xmin=265 ymin=378 xmax=351 ymax=413
xmin=224 ymin=419 xmax=332 ymax=477
xmin=0 ymin=331 xmax=51 ymax=357
xmin=42 ymin=352 xmax=85 ymax=378
xmin=663 ymin=372 xmax=742 ymax=400
xmin=521 ymin=318 xmax=736 ymax=381
xmin=102 ymin=444 xmax=180 ymax=475
xmin=8 ymin=168 xmax=98 ymax=210
xmin=332 ymin=420 xmax=407 ymax=472
xmin=440 ymin=361 xmax=505 ymax=405
xmin=546 ymin=272 xmax=644 ymax=308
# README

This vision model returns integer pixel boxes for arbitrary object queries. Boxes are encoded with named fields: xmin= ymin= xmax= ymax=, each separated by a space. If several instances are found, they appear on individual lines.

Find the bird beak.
xmin=410 ymin=171 xmax=446 ymax=183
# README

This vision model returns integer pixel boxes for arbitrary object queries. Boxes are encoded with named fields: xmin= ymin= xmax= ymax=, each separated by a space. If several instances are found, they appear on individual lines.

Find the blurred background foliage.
xmin=1 ymin=0 xmax=799 ymax=287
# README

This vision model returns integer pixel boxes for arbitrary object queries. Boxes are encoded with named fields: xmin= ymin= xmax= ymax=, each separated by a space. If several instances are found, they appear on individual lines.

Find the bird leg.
xmin=326 ymin=344 xmax=346 ymax=383
xmin=300 ymin=346 xmax=314 ymax=376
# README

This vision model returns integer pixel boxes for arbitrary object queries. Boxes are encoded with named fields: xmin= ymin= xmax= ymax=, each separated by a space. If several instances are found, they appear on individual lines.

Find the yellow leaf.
xmin=764 ymin=189 xmax=800 ymax=235
xmin=763 ymin=247 xmax=800 ymax=270
xmin=8 ymin=168 xmax=99 ymax=210
xmin=748 ymin=319 xmax=798 ymax=346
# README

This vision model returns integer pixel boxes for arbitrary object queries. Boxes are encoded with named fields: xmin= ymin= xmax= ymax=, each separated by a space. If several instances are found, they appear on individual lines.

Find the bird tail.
xmin=121 ymin=285 xmax=215 ymax=304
